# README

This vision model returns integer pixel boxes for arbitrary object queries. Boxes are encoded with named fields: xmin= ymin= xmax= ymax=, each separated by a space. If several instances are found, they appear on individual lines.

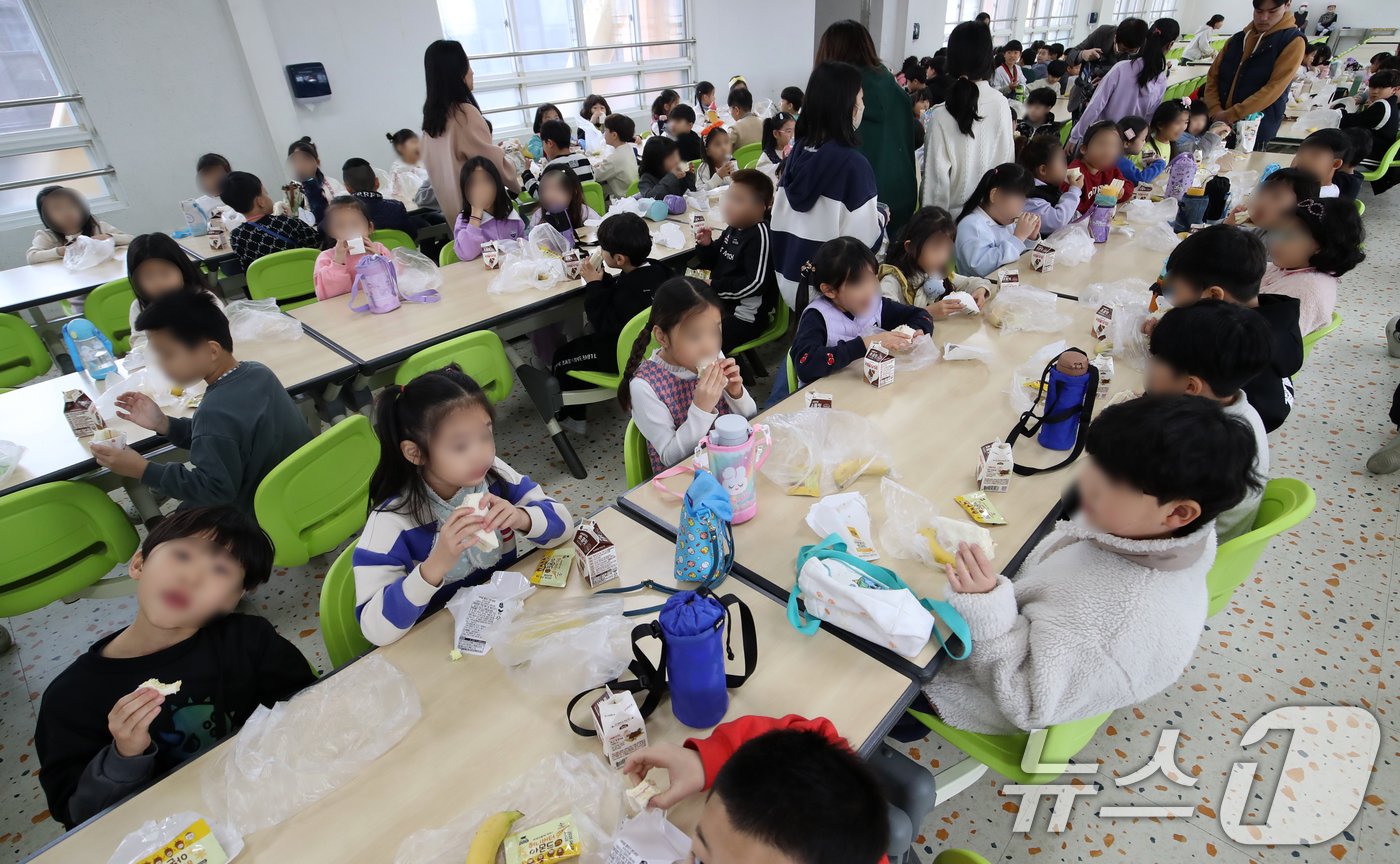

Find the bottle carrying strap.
xmin=348 ymin=273 xmax=370 ymax=312
xmin=1004 ymin=349 xmax=1099 ymax=475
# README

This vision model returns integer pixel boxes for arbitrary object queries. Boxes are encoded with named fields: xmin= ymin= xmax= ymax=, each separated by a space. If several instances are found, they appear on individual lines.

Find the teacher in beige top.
xmin=420 ymin=39 xmax=519 ymax=220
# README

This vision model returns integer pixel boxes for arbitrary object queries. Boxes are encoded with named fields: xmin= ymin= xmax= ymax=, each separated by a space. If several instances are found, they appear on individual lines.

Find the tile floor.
xmin=2 ymin=191 xmax=1397 ymax=862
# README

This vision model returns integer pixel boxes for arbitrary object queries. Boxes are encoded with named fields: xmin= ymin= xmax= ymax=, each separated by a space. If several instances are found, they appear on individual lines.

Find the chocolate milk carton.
xmin=480 ymin=240 xmax=503 ymax=269
xmin=561 ymin=248 xmax=585 ymax=279
xmin=977 ymin=441 xmax=1014 ymax=493
xmin=1030 ymin=243 xmax=1056 ymax=272
xmin=62 ymin=390 xmax=105 ymax=437
xmin=592 ymin=687 xmax=648 ymax=768
xmin=1091 ymin=353 xmax=1114 ymax=400
xmin=574 ymin=519 xmax=619 ymax=588
xmin=863 ymin=343 xmax=895 ymax=389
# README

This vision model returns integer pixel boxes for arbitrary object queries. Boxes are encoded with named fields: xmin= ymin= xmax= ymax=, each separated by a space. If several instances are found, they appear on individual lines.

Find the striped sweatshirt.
xmin=770 ymin=141 xmax=885 ymax=308
xmin=352 ymin=458 xmax=572 ymax=646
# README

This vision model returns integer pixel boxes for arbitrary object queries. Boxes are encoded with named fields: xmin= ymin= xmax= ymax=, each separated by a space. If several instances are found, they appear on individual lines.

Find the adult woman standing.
xmin=1069 ymin=18 xmax=1181 ymax=149
xmin=815 ymin=20 xmax=916 ymax=238
xmin=1183 ymin=15 xmax=1227 ymax=62
xmin=922 ymin=22 xmax=1014 ymax=214
xmin=771 ymin=60 xmax=884 ymax=309
xmin=419 ymin=40 xmax=519 ymax=221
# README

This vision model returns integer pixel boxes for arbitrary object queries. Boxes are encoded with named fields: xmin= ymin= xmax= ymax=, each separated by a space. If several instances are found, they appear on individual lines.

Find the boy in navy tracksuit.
xmin=694 ymin=169 xmax=780 ymax=352
xmin=341 ymin=157 xmax=423 ymax=236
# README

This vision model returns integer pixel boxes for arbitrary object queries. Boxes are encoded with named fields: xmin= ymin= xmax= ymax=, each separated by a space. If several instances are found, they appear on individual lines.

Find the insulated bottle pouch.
xmin=1004 ymin=348 xmax=1098 ymax=474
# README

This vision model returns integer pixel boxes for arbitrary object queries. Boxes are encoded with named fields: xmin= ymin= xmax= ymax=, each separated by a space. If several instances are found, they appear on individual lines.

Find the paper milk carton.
xmin=690 ymin=211 xmax=707 ymax=233
xmin=561 ymin=248 xmax=585 ymax=279
xmin=62 ymin=389 xmax=105 ymax=437
xmin=574 ymin=519 xmax=619 ymax=588
xmin=977 ymin=441 xmax=1014 ymax=493
xmin=1030 ymin=243 xmax=1056 ymax=272
xmin=863 ymin=343 xmax=895 ymax=389
xmin=1091 ymin=353 xmax=1114 ymax=400
xmin=999 ymin=268 xmax=1020 ymax=289
xmin=480 ymin=240 xmax=503 ymax=269
xmin=592 ymin=686 xmax=648 ymax=769
xmin=1091 ymin=304 xmax=1114 ymax=342
xmin=804 ymin=390 xmax=834 ymax=409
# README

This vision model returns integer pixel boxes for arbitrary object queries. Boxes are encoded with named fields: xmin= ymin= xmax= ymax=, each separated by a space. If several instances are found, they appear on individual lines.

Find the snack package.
xmin=955 ymin=491 xmax=1008 ymax=525
xmin=805 ymin=492 xmax=879 ymax=561
xmin=562 ymin=248 xmax=586 ymax=279
xmin=977 ymin=441 xmax=1014 ymax=493
xmin=105 ymin=812 xmax=241 ymax=864
xmin=574 ymin=519 xmax=619 ymax=588
xmin=346 ymin=235 xmax=366 ymax=255
xmin=592 ymin=687 xmax=648 ymax=769
xmin=1091 ymin=304 xmax=1114 ymax=343
xmin=878 ymin=478 xmax=995 ymax=568
xmin=606 ymin=809 xmax=692 ymax=864
xmin=505 ymin=815 xmax=583 ymax=864
xmin=445 ymin=571 xmax=535 ymax=657
xmin=1091 ymin=353 xmax=1115 ymax=400
xmin=863 ymin=343 xmax=896 ymax=388
xmin=999 ymin=268 xmax=1020 ymax=288
xmin=63 ymin=389 xmax=105 ymax=437
xmin=530 ymin=547 xmax=576 ymax=588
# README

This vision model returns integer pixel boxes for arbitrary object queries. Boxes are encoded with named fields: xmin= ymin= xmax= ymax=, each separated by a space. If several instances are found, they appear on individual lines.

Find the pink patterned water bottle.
xmin=702 ymin=415 xmax=770 ymax=524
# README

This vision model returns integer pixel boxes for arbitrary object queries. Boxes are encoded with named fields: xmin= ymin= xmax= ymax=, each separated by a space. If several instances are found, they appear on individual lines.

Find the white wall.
xmin=0 ymin=0 xmax=282 ymax=263
xmin=695 ymin=0 xmax=817 ymax=105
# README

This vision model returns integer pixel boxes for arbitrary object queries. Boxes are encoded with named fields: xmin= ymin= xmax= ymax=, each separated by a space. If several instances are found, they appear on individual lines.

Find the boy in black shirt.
xmin=221 ymin=170 xmax=322 ymax=271
xmin=695 ymin=169 xmax=779 ymax=353
xmin=36 ymin=508 xmax=315 ymax=828
xmin=667 ymin=104 xmax=705 ymax=162
xmin=341 ymin=157 xmax=421 ymax=235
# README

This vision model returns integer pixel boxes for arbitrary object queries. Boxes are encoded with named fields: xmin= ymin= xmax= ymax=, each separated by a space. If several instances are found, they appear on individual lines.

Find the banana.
xmin=466 ymin=810 xmax=523 ymax=864
xmin=918 ymin=528 xmax=955 ymax=565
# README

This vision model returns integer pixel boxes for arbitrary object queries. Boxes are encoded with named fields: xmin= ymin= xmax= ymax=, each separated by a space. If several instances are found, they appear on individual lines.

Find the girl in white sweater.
xmin=27 ymin=186 xmax=132 ymax=264
xmin=922 ymin=21 xmax=1015 ymax=213
xmin=925 ymin=395 xmax=1262 ymax=733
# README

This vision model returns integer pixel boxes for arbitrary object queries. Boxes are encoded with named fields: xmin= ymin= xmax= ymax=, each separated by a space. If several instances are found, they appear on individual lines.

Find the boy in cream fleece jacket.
xmin=925 ymin=395 xmax=1261 ymax=734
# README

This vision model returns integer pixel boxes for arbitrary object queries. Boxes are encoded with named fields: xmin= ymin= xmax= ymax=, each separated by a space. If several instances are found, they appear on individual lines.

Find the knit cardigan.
xmin=1260 ymin=264 xmax=1337 ymax=335
xmin=921 ymin=81 xmax=1015 ymax=214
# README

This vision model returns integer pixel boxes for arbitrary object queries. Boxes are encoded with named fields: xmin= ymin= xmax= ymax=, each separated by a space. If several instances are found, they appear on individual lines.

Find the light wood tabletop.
xmin=620 ymin=299 xmax=1143 ymax=680
xmin=175 ymin=233 xmax=236 ymax=263
xmin=290 ymin=222 xmax=698 ymax=369
xmin=27 ymin=508 xmax=915 ymax=863
xmin=0 ymin=252 xmax=130 ymax=314
xmin=0 ymin=334 xmax=354 ymax=495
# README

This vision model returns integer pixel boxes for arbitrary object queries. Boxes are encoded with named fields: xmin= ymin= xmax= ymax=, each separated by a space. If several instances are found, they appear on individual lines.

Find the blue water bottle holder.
xmin=1004 ymin=347 xmax=1099 ymax=475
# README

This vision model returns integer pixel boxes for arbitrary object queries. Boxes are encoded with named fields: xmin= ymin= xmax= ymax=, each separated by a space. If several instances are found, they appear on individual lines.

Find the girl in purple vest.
xmin=620 ymin=277 xmax=758 ymax=471
xmin=789 ymin=236 xmax=933 ymax=387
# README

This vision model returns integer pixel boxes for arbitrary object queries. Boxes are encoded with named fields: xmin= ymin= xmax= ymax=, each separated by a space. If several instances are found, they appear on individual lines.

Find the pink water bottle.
xmin=702 ymin=415 xmax=770 ymax=524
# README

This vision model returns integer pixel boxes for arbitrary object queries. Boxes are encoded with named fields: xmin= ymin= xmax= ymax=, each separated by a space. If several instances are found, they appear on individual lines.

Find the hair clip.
xmin=1123 ymin=128 xmax=1136 ymax=140
xmin=800 ymin=260 xmax=816 ymax=276
xmin=1181 ymin=96 xmax=1192 ymax=108
xmin=700 ymin=120 xmax=726 ymax=139
xmin=1297 ymin=198 xmax=1327 ymax=219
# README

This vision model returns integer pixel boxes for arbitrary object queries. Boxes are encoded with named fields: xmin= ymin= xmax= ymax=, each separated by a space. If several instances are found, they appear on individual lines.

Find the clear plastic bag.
xmin=392 ymin=247 xmax=443 ymax=297
xmin=1044 ymin=221 xmax=1096 ymax=266
xmin=394 ymin=751 xmax=626 ymax=864
xmin=1125 ymin=219 xmax=1184 ymax=252
xmin=225 ymin=298 xmax=304 ymax=342
xmin=655 ymin=221 xmax=685 ymax=250
xmin=201 ymin=654 xmax=421 ymax=837
xmin=894 ymin=333 xmax=941 ymax=372
xmin=760 ymin=408 xmax=894 ymax=497
xmin=0 ymin=440 xmax=23 ymax=488
xmin=1008 ymin=339 xmax=1068 ymax=414
xmin=1123 ymin=196 xmax=1179 ymax=226
xmin=483 ymin=596 xmax=633 ymax=694
xmin=983 ymin=285 xmax=1072 ymax=334
xmin=1297 ymin=106 xmax=1342 ymax=133
xmin=490 ymin=226 xmax=571 ymax=295
xmin=878 ymin=477 xmax=996 ymax=566
xmin=105 ymin=811 xmax=243 ymax=864
xmin=1078 ymin=278 xmax=1151 ymax=309
xmin=62 ymin=235 xmax=116 ymax=271
xmin=1107 ymin=294 xmax=1151 ymax=371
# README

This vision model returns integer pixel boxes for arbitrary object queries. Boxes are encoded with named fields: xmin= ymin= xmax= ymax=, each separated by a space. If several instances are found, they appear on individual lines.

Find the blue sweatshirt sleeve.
xmin=1116 ymin=155 xmax=1167 ymax=185
xmin=1024 ymin=187 xmax=1082 ymax=236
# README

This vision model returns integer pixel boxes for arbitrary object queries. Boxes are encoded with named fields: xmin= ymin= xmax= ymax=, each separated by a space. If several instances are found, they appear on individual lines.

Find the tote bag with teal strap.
xmin=788 ymin=534 xmax=972 ymax=660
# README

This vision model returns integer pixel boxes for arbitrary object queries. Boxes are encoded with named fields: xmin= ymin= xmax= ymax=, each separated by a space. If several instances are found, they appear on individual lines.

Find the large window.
xmin=944 ymin=0 xmax=1016 ymax=44
xmin=1112 ymin=0 xmax=1178 ymax=19
xmin=438 ymin=0 xmax=692 ymax=136
xmin=0 ymin=0 xmax=115 ymax=223
xmin=1026 ymin=0 xmax=1077 ymax=45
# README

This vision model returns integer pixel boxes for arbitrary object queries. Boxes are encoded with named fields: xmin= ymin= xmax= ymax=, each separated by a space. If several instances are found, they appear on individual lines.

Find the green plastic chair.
xmin=253 ymin=415 xmax=379 ymax=567
xmin=934 ymin=852 xmax=991 ymax=864
xmin=581 ymin=180 xmax=606 ymax=218
xmin=729 ymin=299 xmax=791 ymax=361
xmin=319 ymin=542 xmax=375 ymax=669
xmin=395 ymin=330 xmax=514 ymax=402
xmin=0 ymin=482 xmax=139 ymax=617
xmin=1206 ymin=477 xmax=1316 ymax=616
xmin=439 ymin=242 xmax=462 ymax=266
xmin=785 ymin=352 xmax=798 ymax=393
xmin=86 ymin=278 xmax=137 ymax=355
xmin=690 ymin=158 xmax=703 ymax=173
xmin=909 ymin=708 xmax=1113 ymax=786
xmin=1355 ymin=198 xmax=1366 ymax=217
xmin=1301 ymin=311 xmax=1342 ymax=363
xmin=246 ymin=248 xmax=319 ymax=311
xmin=370 ymin=228 xmax=416 ymax=252
xmin=626 ymin=177 xmax=639 ymax=197
xmin=624 ymin=420 xmax=653 ymax=488
xmin=0 ymin=312 xmax=53 ymax=388
xmin=733 ymin=142 xmax=762 ymax=169
xmin=565 ymin=306 xmax=652 ymax=392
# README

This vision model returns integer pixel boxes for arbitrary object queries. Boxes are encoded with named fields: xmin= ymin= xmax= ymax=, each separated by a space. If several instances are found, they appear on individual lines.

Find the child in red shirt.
xmin=624 ymin=715 xmax=892 ymax=864
xmin=1068 ymin=119 xmax=1135 ymax=213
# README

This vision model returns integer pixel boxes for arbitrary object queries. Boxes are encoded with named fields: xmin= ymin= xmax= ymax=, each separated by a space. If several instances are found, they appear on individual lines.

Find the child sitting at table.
xmin=527 ymin=163 xmax=599 ymax=247
xmin=637 ymin=135 xmax=695 ymax=199
xmin=696 ymin=124 xmax=735 ymax=190
xmin=1147 ymin=301 xmax=1273 ymax=541
xmin=386 ymin=128 xmax=436 ymax=209
xmin=694 ymin=169 xmax=779 ymax=351
xmin=35 ymin=507 xmax=315 ymax=829
xmin=728 ymin=87 xmax=762 ymax=150
xmin=1015 ymin=87 xmax=1059 ymax=139
xmin=192 ymin=153 xmax=244 ymax=231
xmin=1146 ymin=100 xmax=1188 ymax=162
xmin=522 ymin=119 xmax=595 ymax=199
xmin=90 ymin=292 xmax=312 ymax=511
xmin=1114 ymin=115 xmax=1167 ymax=185
xmin=127 ymin=232 xmax=225 ymax=339
xmin=790 ymin=237 xmax=932 ymax=387
xmin=1018 ymin=134 xmax=1084 ymax=235
xmin=992 ymin=39 xmax=1025 ymax=97
xmin=1068 ymin=120 xmax=1135 ymax=213
xmin=1154 ymin=225 xmax=1303 ymax=432
xmin=1225 ymin=166 xmax=1321 ymax=250
xmin=620 ymin=277 xmax=758 ymax=472
xmin=1341 ymin=69 xmax=1398 ymax=160
xmin=355 ymin=366 xmax=572 ymax=645
xmin=1042 ymin=59 xmax=1068 ymax=94
xmin=221 ymin=170 xmax=323 ymax=272
xmin=452 ymin=156 xmax=526 ymax=262
xmin=340 ymin=157 xmax=418 ymax=236
xmin=1292 ymin=129 xmax=1351 ymax=199
xmin=667 ymin=103 xmax=705 ymax=162
xmin=594 ymin=114 xmax=640 ymax=201
xmin=27 ymin=185 xmax=132 ymax=264
xmin=552 ymin=213 xmax=672 ymax=432
xmin=1175 ymin=99 xmax=1229 ymax=155
xmin=1262 ymin=198 xmax=1365 ymax=334
xmin=880 ymin=206 xmax=996 ymax=318
xmin=954 ymin=163 xmax=1039 ymax=277
xmin=1334 ymin=128 xmax=1370 ymax=202
xmin=622 ymin=715 xmax=890 ymax=864
xmin=756 ymin=112 xmax=796 ymax=182
xmin=924 ymin=394 xmax=1260 ymax=733
xmin=287 ymin=136 xmax=347 ymax=225
xmin=313 ymin=196 xmax=391 ymax=301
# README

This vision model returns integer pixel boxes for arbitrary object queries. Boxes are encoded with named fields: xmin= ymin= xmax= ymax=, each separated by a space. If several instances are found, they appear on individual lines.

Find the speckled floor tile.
xmin=892 ymin=732 xmax=1019 ymax=861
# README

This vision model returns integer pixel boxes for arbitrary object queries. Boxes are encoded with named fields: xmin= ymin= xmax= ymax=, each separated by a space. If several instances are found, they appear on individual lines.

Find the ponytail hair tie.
xmin=1123 ymin=128 xmax=1136 ymax=141
xmin=800 ymin=260 xmax=816 ymax=276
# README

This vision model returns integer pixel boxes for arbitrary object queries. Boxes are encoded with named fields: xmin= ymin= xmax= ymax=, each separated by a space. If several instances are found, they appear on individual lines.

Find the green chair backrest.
xmin=934 ymin=852 xmax=992 ymax=864
xmin=0 ymin=312 xmax=53 ymax=388
xmin=395 ymin=330 xmax=514 ymax=402
xmin=439 ymin=242 xmax=462 ymax=266
xmin=908 ymin=708 xmax=1112 ymax=784
xmin=319 ymin=542 xmax=375 ymax=668
xmin=86 ymin=278 xmax=137 ymax=355
xmin=581 ymin=180 xmax=606 ymax=217
xmin=615 ymin=307 xmax=654 ymax=376
xmin=626 ymin=178 xmax=639 ymax=197
xmin=370 ymin=228 xmax=416 ymax=252
xmin=785 ymin=352 xmax=798 ymax=393
xmin=734 ymin=142 xmax=762 ymax=170
xmin=1362 ymin=136 xmax=1400 ymax=181
xmin=1206 ymin=477 xmax=1316 ymax=616
xmin=246 ymin=248 xmax=319 ymax=311
xmin=624 ymin=420 xmax=653 ymax=488
xmin=1355 ymin=198 xmax=1366 ymax=217
xmin=0 ymin=481 xmax=139 ymax=617
xmin=1301 ymin=311 xmax=1342 ymax=363
xmin=253 ymin=414 xmax=380 ymax=567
